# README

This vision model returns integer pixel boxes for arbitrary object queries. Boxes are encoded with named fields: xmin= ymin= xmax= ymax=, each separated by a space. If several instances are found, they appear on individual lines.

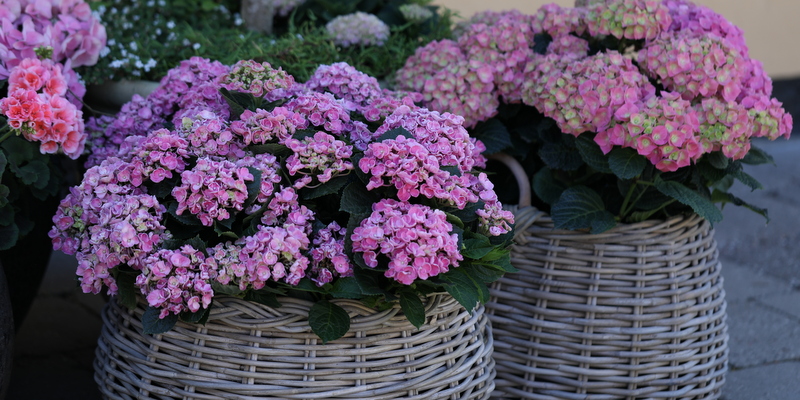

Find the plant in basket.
xmin=394 ymin=0 xmax=792 ymax=232
xmin=0 ymin=0 xmax=103 ymax=328
xmin=50 ymin=58 xmax=516 ymax=342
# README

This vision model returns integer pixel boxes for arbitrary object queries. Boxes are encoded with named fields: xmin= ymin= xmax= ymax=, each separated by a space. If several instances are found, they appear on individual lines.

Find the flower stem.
xmin=619 ymin=181 xmax=638 ymax=218
xmin=0 ymin=126 xmax=15 ymax=145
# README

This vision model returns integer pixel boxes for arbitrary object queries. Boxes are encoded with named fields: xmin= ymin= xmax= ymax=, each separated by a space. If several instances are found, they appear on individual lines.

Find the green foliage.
xmin=79 ymin=0 xmax=453 ymax=85
xmin=142 ymin=306 xmax=179 ymax=335
xmin=308 ymin=300 xmax=351 ymax=343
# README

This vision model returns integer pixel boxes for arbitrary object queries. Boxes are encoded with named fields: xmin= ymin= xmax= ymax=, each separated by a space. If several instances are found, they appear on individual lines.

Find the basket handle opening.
xmin=487 ymin=152 xmax=532 ymax=208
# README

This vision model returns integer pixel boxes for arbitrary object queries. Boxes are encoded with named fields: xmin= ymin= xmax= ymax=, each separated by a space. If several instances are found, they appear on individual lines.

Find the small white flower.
xmin=192 ymin=43 xmax=201 ymax=50
xmin=166 ymin=21 xmax=176 ymax=30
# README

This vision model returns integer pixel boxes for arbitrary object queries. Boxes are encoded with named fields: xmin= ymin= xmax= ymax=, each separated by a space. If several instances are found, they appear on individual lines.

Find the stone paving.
xmin=5 ymin=87 xmax=800 ymax=400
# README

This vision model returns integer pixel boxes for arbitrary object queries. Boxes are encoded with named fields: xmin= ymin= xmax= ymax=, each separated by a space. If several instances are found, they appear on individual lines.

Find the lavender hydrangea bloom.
xmin=326 ymin=12 xmax=390 ymax=47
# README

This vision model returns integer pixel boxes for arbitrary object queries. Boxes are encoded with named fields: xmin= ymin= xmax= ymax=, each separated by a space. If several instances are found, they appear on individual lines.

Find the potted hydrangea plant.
xmin=394 ymin=0 xmax=791 ymax=398
xmin=52 ymin=58 xmax=514 ymax=399
xmin=0 ymin=0 xmax=103 ymax=329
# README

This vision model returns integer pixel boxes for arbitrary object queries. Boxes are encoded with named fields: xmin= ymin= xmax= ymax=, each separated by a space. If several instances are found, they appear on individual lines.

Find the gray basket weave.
xmin=485 ymin=154 xmax=728 ymax=399
xmin=95 ymin=294 xmax=495 ymax=399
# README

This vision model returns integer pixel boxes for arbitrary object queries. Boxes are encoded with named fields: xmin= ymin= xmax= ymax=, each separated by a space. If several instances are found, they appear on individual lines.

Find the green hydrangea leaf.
xmin=730 ymin=166 xmax=763 ymax=192
xmin=244 ymin=289 xmax=282 ymax=308
xmin=471 ymin=118 xmax=512 ymax=155
xmin=248 ymin=143 xmax=292 ymax=157
xmin=441 ymin=267 xmax=488 ymax=309
xmin=180 ymin=306 xmax=212 ymax=325
xmin=654 ymin=176 xmax=723 ymax=224
xmin=375 ymin=127 xmax=413 ymax=143
xmin=0 ymin=204 xmax=12 ymax=225
xmin=0 ymin=221 xmax=19 ymax=251
xmin=575 ymin=134 xmax=612 ymax=173
xmin=706 ymin=151 xmax=729 ymax=169
xmin=330 ymin=277 xmax=364 ymax=299
xmin=308 ymin=300 xmax=350 ymax=343
xmin=551 ymin=185 xmax=617 ymax=233
xmin=141 ymin=306 xmax=179 ymax=335
xmin=533 ymin=168 xmax=567 ymax=205
xmin=711 ymin=189 xmax=769 ymax=223
xmin=538 ymin=140 xmax=583 ymax=171
xmin=219 ymin=87 xmax=254 ymax=120
xmin=608 ymin=147 xmax=646 ymax=179
xmin=461 ymin=237 xmax=494 ymax=259
xmin=399 ymin=291 xmax=426 ymax=329
xmin=741 ymin=145 xmax=775 ymax=165
xmin=0 ymin=151 xmax=7 ymax=176
xmin=301 ymin=175 xmax=350 ymax=200
xmin=211 ymin=281 xmax=245 ymax=297
xmin=340 ymin=182 xmax=376 ymax=215
xmin=115 ymin=270 xmax=139 ymax=311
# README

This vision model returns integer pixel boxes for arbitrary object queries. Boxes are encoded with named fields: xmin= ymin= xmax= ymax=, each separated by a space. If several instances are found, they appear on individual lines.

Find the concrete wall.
xmin=434 ymin=0 xmax=800 ymax=79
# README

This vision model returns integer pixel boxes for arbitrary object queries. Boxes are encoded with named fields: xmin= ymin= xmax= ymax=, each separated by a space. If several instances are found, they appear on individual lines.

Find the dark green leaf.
xmin=533 ymin=168 xmax=567 ymax=205
xmin=575 ymin=135 xmax=612 ymax=173
xmin=731 ymin=167 xmax=763 ymax=192
xmin=340 ymin=182 xmax=376 ymax=215
xmin=444 ymin=212 xmax=464 ymax=229
xmin=180 ymin=306 xmax=211 ymax=324
xmin=741 ymin=145 xmax=775 ymax=165
xmin=353 ymin=268 xmax=388 ymax=296
xmin=706 ymin=151 xmax=729 ymax=169
xmin=1 ymin=136 xmax=33 ymax=166
xmin=301 ymin=174 xmax=350 ymax=199
xmin=484 ymin=252 xmax=518 ymax=273
xmin=445 ymin=200 xmax=483 ymax=224
xmin=141 ymin=306 xmax=179 ymax=335
xmin=608 ymin=148 xmax=646 ymax=179
xmin=330 ymin=277 xmax=364 ymax=299
xmin=472 ymin=119 xmax=512 ymax=155
xmin=0 ymin=204 xmax=13 ymax=225
xmin=291 ymin=129 xmax=317 ymax=141
xmin=244 ymin=290 xmax=282 ymax=308
xmin=398 ymin=291 xmax=426 ymax=329
xmin=697 ymin=159 xmax=727 ymax=183
xmin=461 ymin=237 xmax=494 ymax=259
xmin=462 ymin=261 xmax=505 ymax=284
xmin=308 ymin=300 xmax=350 ymax=343
xmin=211 ymin=281 xmax=245 ymax=297
xmin=12 ymin=160 xmax=50 ymax=188
xmin=654 ymin=176 xmax=723 ymax=224
xmin=538 ymin=140 xmax=583 ymax=171
xmin=244 ymin=167 xmax=263 ymax=208
xmin=0 ymin=151 xmax=7 ymax=176
xmin=290 ymin=278 xmax=327 ymax=293
xmin=0 ymin=184 xmax=8 ymax=208
xmin=442 ymin=267 xmax=488 ymax=309
xmin=0 ymin=221 xmax=18 ymax=251
xmin=550 ymin=186 xmax=617 ymax=233
xmin=248 ymin=143 xmax=292 ymax=157
xmin=375 ymin=127 xmax=413 ymax=143
xmin=167 ymin=202 xmax=203 ymax=226
xmin=711 ymin=189 xmax=769 ymax=223
xmin=219 ymin=87 xmax=255 ymax=120
xmin=115 ymin=271 xmax=139 ymax=311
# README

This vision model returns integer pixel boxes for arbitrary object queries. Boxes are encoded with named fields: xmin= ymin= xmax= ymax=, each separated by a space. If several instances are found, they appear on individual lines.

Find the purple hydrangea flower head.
xmin=453 ymin=9 xmax=531 ymax=39
xmin=305 ymin=62 xmax=382 ymax=107
xmin=531 ymin=3 xmax=586 ymax=37
xmin=399 ymin=4 xmax=433 ymax=23
xmin=326 ymin=11 xmax=390 ymax=47
xmin=122 ymin=128 xmax=190 ymax=186
xmin=395 ymin=39 xmax=465 ymax=94
xmin=230 ymin=106 xmax=307 ymax=146
xmin=148 ymin=56 xmax=231 ymax=117
xmin=285 ymin=91 xmax=351 ymax=134
xmin=308 ymin=221 xmax=352 ymax=286
xmin=177 ymin=109 xmax=245 ymax=158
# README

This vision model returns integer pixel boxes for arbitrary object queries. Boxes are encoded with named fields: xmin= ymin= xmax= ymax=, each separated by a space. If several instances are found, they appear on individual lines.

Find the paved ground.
xmin=5 ymin=82 xmax=800 ymax=399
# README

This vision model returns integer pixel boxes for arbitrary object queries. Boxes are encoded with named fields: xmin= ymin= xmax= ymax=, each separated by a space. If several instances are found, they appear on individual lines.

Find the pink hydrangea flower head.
xmin=457 ymin=17 xmax=535 ymax=102
xmin=234 ymin=153 xmax=284 ymax=214
xmin=420 ymin=58 xmax=499 ymax=128
xmin=546 ymin=34 xmax=590 ymax=57
xmin=148 ymin=56 xmax=231 ymax=117
xmin=308 ymin=221 xmax=353 ymax=286
xmin=585 ymin=0 xmax=671 ymax=40
xmin=230 ymin=106 xmax=307 ymax=146
xmin=523 ymin=50 xmax=655 ymax=136
xmin=136 ymin=245 xmax=215 ymax=319
xmin=285 ymin=91 xmax=351 ymax=135
xmin=352 ymin=199 xmax=462 ymax=285
xmin=394 ymin=39 xmax=465 ymax=94
xmin=325 ymin=11 xmax=390 ymax=47
xmin=177 ymin=109 xmax=245 ymax=158
xmin=638 ymin=31 xmax=749 ymax=103
xmin=453 ymin=9 xmax=531 ymax=38
xmin=122 ymin=128 xmax=190 ymax=186
xmin=663 ymin=0 xmax=748 ymax=55
xmin=360 ymin=88 xmax=422 ymax=124
xmin=220 ymin=59 xmax=295 ymax=98
xmin=531 ymin=3 xmax=587 ymax=37
xmin=171 ymin=157 xmax=254 ymax=226
xmin=285 ymin=131 xmax=354 ymax=188
xmin=470 ymin=173 xmax=515 ymax=236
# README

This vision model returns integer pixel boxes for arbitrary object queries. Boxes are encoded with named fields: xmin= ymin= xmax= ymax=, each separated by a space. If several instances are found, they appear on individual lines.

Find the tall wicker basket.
xmin=485 ymin=154 xmax=728 ymax=400
xmin=95 ymin=294 xmax=495 ymax=399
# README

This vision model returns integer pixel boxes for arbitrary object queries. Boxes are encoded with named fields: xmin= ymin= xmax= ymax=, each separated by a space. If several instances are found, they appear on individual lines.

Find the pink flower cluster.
xmin=305 ymin=62 xmax=382 ymax=107
xmin=231 ymin=107 xmax=306 ymax=146
xmin=286 ymin=92 xmax=351 ymax=134
xmin=0 ymin=0 xmax=106 ymax=78
xmin=325 ymin=12 xmax=390 ymax=47
xmin=177 ymin=109 xmax=245 ymax=158
xmin=352 ymin=199 xmax=462 ymax=285
xmin=531 ymin=4 xmax=585 ymax=37
xmin=585 ymin=0 xmax=672 ymax=40
xmin=0 ymin=57 xmax=85 ymax=159
xmin=235 ymin=154 xmax=283 ymax=214
xmin=149 ymin=57 xmax=231 ymax=117
xmin=286 ymin=131 xmax=354 ymax=189
xmin=220 ymin=60 xmax=295 ymax=98
xmin=171 ymin=158 xmax=254 ymax=226
xmin=308 ymin=222 xmax=352 ymax=286
xmin=120 ymin=128 xmax=190 ymax=185
xmin=136 ymin=245 xmax=215 ymax=318
xmin=523 ymin=51 xmax=656 ymax=136
xmin=471 ymin=173 xmax=515 ymax=236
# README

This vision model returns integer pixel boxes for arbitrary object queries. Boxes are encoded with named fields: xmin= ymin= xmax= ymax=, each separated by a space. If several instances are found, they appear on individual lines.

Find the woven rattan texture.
xmin=487 ymin=209 xmax=728 ymax=400
xmin=95 ymin=294 xmax=496 ymax=399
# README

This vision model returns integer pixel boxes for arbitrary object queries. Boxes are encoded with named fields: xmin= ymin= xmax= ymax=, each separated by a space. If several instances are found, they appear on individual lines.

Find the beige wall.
xmin=435 ymin=0 xmax=800 ymax=79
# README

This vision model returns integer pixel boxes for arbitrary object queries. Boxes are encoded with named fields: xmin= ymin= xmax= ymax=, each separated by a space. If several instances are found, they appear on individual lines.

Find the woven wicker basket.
xmin=485 ymin=154 xmax=728 ymax=400
xmin=95 ymin=293 xmax=495 ymax=400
